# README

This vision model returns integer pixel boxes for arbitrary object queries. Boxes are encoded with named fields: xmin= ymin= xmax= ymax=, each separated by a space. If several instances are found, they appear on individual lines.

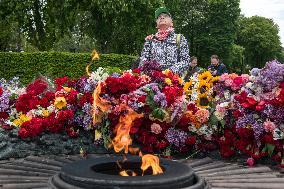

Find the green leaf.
xmin=149 ymin=108 xmax=167 ymax=121
xmin=266 ymin=143 xmax=275 ymax=157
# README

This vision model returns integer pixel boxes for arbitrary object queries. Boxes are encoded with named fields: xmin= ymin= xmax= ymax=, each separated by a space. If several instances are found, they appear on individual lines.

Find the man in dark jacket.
xmin=208 ymin=55 xmax=228 ymax=76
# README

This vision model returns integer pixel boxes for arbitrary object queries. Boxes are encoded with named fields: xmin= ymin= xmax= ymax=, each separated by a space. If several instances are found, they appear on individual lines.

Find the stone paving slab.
xmin=0 ymin=154 xmax=283 ymax=189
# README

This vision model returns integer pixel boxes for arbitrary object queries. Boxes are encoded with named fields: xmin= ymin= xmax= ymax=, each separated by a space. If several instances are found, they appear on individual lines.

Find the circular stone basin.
xmin=49 ymin=155 xmax=207 ymax=189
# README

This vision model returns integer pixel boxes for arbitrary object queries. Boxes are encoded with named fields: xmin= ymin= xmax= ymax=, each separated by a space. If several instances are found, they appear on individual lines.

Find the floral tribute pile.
xmin=212 ymin=61 xmax=284 ymax=166
xmin=0 ymin=58 xmax=284 ymax=166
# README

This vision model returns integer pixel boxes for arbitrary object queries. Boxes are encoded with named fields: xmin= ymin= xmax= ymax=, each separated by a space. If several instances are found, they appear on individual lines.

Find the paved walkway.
xmin=0 ymin=154 xmax=283 ymax=189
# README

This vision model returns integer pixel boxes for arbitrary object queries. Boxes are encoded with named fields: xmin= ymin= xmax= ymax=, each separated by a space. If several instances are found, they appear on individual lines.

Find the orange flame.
xmin=129 ymin=147 xmax=140 ymax=155
xmin=141 ymin=154 xmax=163 ymax=175
xmin=93 ymin=82 xmax=112 ymax=125
xmin=119 ymin=170 xmax=137 ymax=176
xmin=112 ymin=104 xmax=143 ymax=153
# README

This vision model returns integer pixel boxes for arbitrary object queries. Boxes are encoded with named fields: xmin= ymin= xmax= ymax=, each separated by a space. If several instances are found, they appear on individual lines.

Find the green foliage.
xmin=237 ymin=16 xmax=282 ymax=68
xmin=0 ymin=52 xmax=136 ymax=84
xmin=166 ymin=0 xmax=240 ymax=69
xmin=229 ymin=44 xmax=245 ymax=73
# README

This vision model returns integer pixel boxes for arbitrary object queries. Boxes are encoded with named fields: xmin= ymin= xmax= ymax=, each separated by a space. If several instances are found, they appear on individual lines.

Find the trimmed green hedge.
xmin=0 ymin=52 xmax=137 ymax=84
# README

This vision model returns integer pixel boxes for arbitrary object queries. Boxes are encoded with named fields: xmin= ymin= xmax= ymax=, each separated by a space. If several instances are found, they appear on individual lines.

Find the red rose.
xmin=138 ymin=96 xmax=146 ymax=103
xmin=18 ymin=128 xmax=29 ymax=139
xmin=54 ymin=76 xmax=69 ymax=90
xmin=233 ymin=76 xmax=243 ymax=86
xmin=0 ymin=87 xmax=3 ymax=96
xmin=0 ymin=112 xmax=9 ymax=119
xmin=132 ymin=68 xmax=141 ymax=75
xmin=233 ymin=109 xmax=243 ymax=118
xmin=272 ymin=154 xmax=282 ymax=162
xmin=156 ymin=140 xmax=169 ymax=149
xmin=186 ymin=136 xmax=196 ymax=145
xmin=26 ymin=78 xmax=48 ymax=96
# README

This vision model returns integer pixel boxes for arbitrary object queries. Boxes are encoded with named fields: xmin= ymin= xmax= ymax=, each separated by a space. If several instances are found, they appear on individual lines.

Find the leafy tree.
xmin=237 ymin=16 xmax=282 ymax=68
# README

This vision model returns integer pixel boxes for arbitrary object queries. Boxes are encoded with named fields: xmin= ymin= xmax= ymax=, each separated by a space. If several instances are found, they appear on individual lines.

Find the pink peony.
xmin=151 ymin=123 xmax=162 ymax=134
xmin=224 ymin=79 xmax=233 ymax=87
xmin=263 ymin=120 xmax=276 ymax=133
xmin=219 ymin=73 xmax=230 ymax=82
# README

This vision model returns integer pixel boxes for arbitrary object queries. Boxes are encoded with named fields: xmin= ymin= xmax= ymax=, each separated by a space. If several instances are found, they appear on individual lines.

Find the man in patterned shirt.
xmin=139 ymin=7 xmax=190 ymax=75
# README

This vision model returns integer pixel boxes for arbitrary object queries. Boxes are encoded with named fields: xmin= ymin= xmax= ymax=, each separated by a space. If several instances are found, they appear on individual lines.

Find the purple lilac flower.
xmin=0 ymin=91 xmax=10 ymax=112
xmin=236 ymin=113 xmax=264 ymax=140
xmin=150 ymin=84 xmax=167 ymax=108
xmin=256 ymin=60 xmax=284 ymax=92
xmin=250 ymin=68 xmax=261 ymax=76
xmin=165 ymin=128 xmax=188 ymax=147
xmin=263 ymin=104 xmax=284 ymax=124
xmin=153 ymin=92 xmax=167 ymax=108
xmin=252 ymin=121 xmax=263 ymax=141
xmin=81 ymin=103 xmax=93 ymax=130
xmin=75 ymin=77 xmax=97 ymax=93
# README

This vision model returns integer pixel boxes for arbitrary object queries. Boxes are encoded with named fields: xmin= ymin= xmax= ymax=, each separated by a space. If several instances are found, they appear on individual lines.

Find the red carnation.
xmin=186 ymin=136 xmax=196 ymax=145
xmin=233 ymin=76 xmax=243 ymax=86
xmin=18 ymin=128 xmax=29 ymax=139
xmin=0 ymin=112 xmax=9 ymax=119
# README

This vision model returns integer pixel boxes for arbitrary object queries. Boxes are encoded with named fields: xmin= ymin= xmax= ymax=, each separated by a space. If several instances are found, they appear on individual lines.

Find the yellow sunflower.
xmin=209 ymin=76 xmax=220 ymax=84
xmin=198 ymin=71 xmax=212 ymax=82
xmin=183 ymin=80 xmax=193 ymax=95
xmin=198 ymin=80 xmax=211 ymax=94
xmin=196 ymin=93 xmax=212 ymax=109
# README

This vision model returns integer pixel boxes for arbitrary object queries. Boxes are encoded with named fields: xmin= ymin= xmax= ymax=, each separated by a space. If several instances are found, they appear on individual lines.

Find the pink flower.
xmin=195 ymin=109 xmax=209 ymax=123
xmin=219 ymin=73 xmax=230 ymax=82
xmin=224 ymin=79 xmax=233 ymax=87
xmin=151 ymin=123 xmax=162 ymax=134
xmin=241 ymin=74 xmax=250 ymax=83
xmin=246 ymin=157 xmax=255 ymax=167
xmin=216 ymin=104 xmax=226 ymax=113
xmin=263 ymin=120 xmax=276 ymax=133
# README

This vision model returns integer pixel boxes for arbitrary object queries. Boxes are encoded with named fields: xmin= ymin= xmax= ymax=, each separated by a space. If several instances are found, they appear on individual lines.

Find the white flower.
xmin=214 ymin=111 xmax=224 ymax=120
xmin=224 ymin=91 xmax=231 ymax=100
xmin=188 ymin=124 xmax=197 ymax=132
xmin=273 ymin=128 xmax=284 ymax=140
xmin=47 ymin=105 xmax=55 ymax=113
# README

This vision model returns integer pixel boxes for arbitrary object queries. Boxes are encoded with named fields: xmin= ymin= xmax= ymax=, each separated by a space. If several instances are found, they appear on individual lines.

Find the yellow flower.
xmin=196 ymin=93 xmax=211 ymax=109
xmin=164 ymin=78 xmax=172 ymax=85
xmin=95 ymin=130 xmax=102 ymax=140
xmin=183 ymin=80 xmax=193 ymax=91
xmin=198 ymin=80 xmax=211 ymax=94
xmin=13 ymin=114 xmax=32 ymax=127
xmin=54 ymin=96 xmax=67 ymax=109
xmin=162 ymin=69 xmax=171 ymax=75
xmin=178 ymin=77 xmax=184 ymax=85
xmin=42 ymin=110 xmax=50 ymax=118
xmin=198 ymin=71 xmax=212 ymax=82
xmin=211 ymin=76 xmax=220 ymax=83
xmin=63 ymin=87 xmax=72 ymax=93
xmin=91 ymin=49 xmax=100 ymax=60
